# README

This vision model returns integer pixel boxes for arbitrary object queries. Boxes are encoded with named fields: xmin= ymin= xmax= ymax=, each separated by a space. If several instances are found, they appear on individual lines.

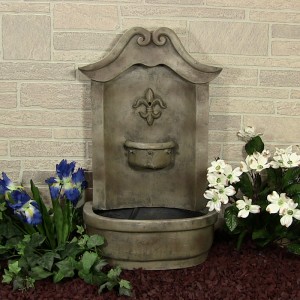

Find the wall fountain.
xmin=80 ymin=27 xmax=222 ymax=270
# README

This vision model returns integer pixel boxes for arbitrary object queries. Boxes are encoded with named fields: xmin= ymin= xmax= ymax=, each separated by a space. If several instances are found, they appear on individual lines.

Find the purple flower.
xmin=0 ymin=172 xmax=16 ymax=195
xmin=15 ymin=200 xmax=42 ymax=225
xmin=72 ymin=168 xmax=87 ymax=190
xmin=56 ymin=160 xmax=76 ymax=180
xmin=7 ymin=190 xmax=31 ymax=210
xmin=64 ymin=188 xmax=81 ymax=206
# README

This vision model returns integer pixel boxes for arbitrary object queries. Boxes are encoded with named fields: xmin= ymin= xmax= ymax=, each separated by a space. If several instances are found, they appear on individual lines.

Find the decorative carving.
xmin=132 ymin=88 xmax=167 ymax=126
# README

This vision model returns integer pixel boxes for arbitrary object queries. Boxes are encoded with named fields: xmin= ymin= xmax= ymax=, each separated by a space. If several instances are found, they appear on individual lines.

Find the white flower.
xmin=223 ymin=165 xmax=242 ymax=184
xmin=279 ymin=200 xmax=300 ymax=228
xmin=240 ymin=161 xmax=249 ymax=173
xmin=207 ymin=173 xmax=227 ymax=188
xmin=237 ymin=126 xmax=262 ymax=142
xmin=214 ymin=185 xmax=236 ymax=204
xmin=236 ymin=196 xmax=260 ymax=218
xmin=266 ymin=191 xmax=290 ymax=214
xmin=207 ymin=159 xmax=226 ymax=174
xmin=244 ymin=151 xmax=270 ymax=172
xmin=270 ymin=146 xmax=300 ymax=169
xmin=204 ymin=190 xmax=223 ymax=212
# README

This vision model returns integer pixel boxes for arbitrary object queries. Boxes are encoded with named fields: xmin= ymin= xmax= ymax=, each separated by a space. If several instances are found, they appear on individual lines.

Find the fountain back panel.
xmin=80 ymin=27 xmax=221 ymax=270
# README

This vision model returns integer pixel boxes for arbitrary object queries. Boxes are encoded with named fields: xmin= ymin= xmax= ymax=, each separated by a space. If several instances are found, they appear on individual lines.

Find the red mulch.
xmin=1 ymin=234 xmax=299 ymax=300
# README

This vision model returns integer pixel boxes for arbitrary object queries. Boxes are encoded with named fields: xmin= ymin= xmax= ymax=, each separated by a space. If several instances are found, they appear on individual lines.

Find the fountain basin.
xmin=83 ymin=202 xmax=218 ymax=270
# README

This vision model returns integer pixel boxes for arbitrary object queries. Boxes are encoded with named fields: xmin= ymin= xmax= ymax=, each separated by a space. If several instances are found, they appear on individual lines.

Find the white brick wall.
xmin=0 ymin=0 xmax=299 ymax=194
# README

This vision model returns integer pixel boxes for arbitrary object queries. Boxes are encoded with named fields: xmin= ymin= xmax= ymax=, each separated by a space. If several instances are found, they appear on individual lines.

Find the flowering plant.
xmin=204 ymin=127 xmax=300 ymax=254
xmin=0 ymin=160 xmax=131 ymax=295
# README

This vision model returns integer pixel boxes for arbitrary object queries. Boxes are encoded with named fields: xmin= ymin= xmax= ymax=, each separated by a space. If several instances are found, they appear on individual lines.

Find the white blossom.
xmin=279 ymin=200 xmax=300 ymax=228
xmin=266 ymin=191 xmax=290 ymax=214
xmin=204 ymin=190 xmax=223 ymax=212
xmin=207 ymin=173 xmax=227 ymax=188
xmin=270 ymin=146 xmax=300 ymax=169
xmin=244 ymin=151 xmax=270 ymax=173
xmin=214 ymin=185 xmax=236 ymax=204
xmin=236 ymin=196 xmax=260 ymax=218
xmin=207 ymin=159 xmax=226 ymax=174
xmin=223 ymin=165 xmax=242 ymax=184
xmin=237 ymin=126 xmax=262 ymax=142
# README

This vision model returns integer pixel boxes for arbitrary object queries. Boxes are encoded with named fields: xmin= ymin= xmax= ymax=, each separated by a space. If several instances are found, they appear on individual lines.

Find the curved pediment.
xmin=79 ymin=27 xmax=222 ymax=84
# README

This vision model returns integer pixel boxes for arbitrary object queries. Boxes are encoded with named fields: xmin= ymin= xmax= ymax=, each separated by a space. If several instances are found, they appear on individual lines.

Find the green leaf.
xmin=252 ymin=228 xmax=271 ymax=240
xmin=237 ymin=230 xmax=248 ymax=251
xmin=9 ymin=261 xmax=21 ymax=275
xmin=60 ymin=241 xmax=82 ymax=260
xmin=38 ymin=251 xmax=58 ymax=271
xmin=53 ymin=257 xmax=76 ymax=283
xmin=107 ymin=266 xmax=122 ymax=280
xmin=76 ymin=225 xmax=85 ymax=235
xmin=29 ymin=266 xmax=52 ymax=280
xmin=2 ymin=273 xmax=13 ymax=284
xmin=52 ymin=199 xmax=64 ymax=246
xmin=237 ymin=173 xmax=254 ymax=198
xmin=245 ymin=136 xmax=264 ymax=155
xmin=86 ymin=235 xmax=105 ymax=249
xmin=81 ymin=251 xmax=98 ymax=272
xmin=287 ymin=243 xmax=300 ymax=255
xmin=285 ymin=184 xmax=300 ymax=196
xmin=31 ymin=180 xmax=56 ymax=249
xmin=119 ymin=279 xmax=132 ymax=297
xmin=224 ymin=206 xmax=239 ymax=232
xmin=282 ymin=167 xmax=300 ymax=189
xmin=12 ymin=276 xmax=25 ymax=291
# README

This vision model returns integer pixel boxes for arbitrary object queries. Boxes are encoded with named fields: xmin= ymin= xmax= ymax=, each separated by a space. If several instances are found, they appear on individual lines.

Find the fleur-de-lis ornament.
xmin=132 ymin=88 xmax=167 ymax=126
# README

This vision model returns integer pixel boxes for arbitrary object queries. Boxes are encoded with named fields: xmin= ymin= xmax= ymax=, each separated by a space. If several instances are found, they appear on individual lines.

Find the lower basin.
xmin=83 ymin=202 xmax=218 ymax=270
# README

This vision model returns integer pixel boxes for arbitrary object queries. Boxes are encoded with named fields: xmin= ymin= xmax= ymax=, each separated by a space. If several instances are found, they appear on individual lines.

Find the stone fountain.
xmin=80 ymin=27 xmax=222 ymax=270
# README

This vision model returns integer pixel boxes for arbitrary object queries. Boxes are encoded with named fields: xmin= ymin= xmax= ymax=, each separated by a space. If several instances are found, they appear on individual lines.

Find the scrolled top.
xmin=79 ymin=27 xmax=222 ymax=83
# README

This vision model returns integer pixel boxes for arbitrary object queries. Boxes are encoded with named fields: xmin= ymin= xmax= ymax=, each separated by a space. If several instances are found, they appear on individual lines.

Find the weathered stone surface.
xmin=146 ymin=0 xmax=205 ymax=3
xmin=54 ymin=32 xmax=118 ymax=51
xmin=53 ymin=128 xmax=92 ymax=139
xmin=0 ymin=82 xmax=17 ymax=92
xmin=250 ymin=11 xmax=300 ymax=24
xmin=206 ymin=0 xmax=300 ymax=10
xmin=272 ymin=41 xmax=300 ymax=56
xmin=121 ymin=5 xmax=244 ymax=19
xmin=0 ymin=94 xmax=17 ymax=108
xmin=189 ymin=21 xmax=268 ymax=55
xmin=0 ymin=127 xmax=52 ymax=139
xmin=243 ymin=115 xmax=300 ymax=143
xmin=54 ymin=3 xmax=118 ymax=30
xmin=0 ymin=160 xmax=21 ymax=170
xmin=210 ymin=98 xmax=275 ymax=114
xmin=208 ymin=143 xmax=222 ymax=161
xmin=53 ymin=51 xmax=106 ymax=62
xmin=21 ymin=83 xmax=91 ymax=110
xmin=276 ymin=101 xmax=300 ymax=116
xmin=0 ymin=141 xmax=8 ymax=156
xmin=22 ymin=171 xmax=54 ymax=185
xmin=210 ymin=86 xmax=289 ymax=99
xmin=222 ymin=144 xmax=245 ymax=162
xmin=122 ymin=18 xmax=187 ymax=34
xmin=0 ymin=110 xmax=92 ymax=127
xmin=208 ymin=115 xmax=241 ymax=131
xmin=23 ymin=159 xmax=91 ymax=170
xmin=209 ymin=130 xmax=240 ymax=143
xmin=3 ymin=15 xmax=51 ymax=60
xmin=0 ymin=63 xmax=75 ymax=80
xmin=0 ymin=3 xmax=49 ymax=12
xmin=10 ymin=140 xmax=86 ymax=157
xmin=272 ymin=24 xmax=300 ymax=39
xmin=194 ymin=54 xmax=300 ymax=68
xmin=291 ymin=90 xmax=300 ymax=99
xmin=260 ymin=71 xmax=300 ymax=87
xmin=212 ymin=68 xmax=258 ymax=86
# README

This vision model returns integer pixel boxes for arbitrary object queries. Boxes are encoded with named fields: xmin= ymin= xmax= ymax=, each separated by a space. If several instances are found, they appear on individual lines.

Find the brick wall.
xmin=0 ymin=0 xmax=299 ymax=198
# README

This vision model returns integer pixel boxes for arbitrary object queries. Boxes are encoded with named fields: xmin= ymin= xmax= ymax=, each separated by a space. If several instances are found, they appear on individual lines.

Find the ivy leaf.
xmin=86 ymin=235 xmax=105 ymax=249
xmin=29 ymin=266 xmax=52 ymax=280
xmin=9 ymin=261 xmax=21 ymax=275
xmin=81 ymin=251 xmax=98 ymax=273
xmin=107 ymin=266 xmax=122 ymax=280
xmin=119 ymin=279 xmax=132 ymax=296
xmin=224 ymin=206 xmax=239 ymax=232
xmin=287 ymin=243 xmax=300 ymax=255
xmin=38 ymin=252 xmax=58 ymax=271
xmin=245 ymin=136 xmax=264 ymax=155
xmin=53 ymin=257 xmax=76 ymax=283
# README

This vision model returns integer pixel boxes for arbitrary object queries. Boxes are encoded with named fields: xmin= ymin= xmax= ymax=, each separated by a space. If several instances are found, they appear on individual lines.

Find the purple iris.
xmin=64 ymin=188 xmax=81 ymax=206
xmin=7 ymin=190 xmax=31 ymax=210
xmin=15 ymin=200 xmax=42 ymax=225
xmin=0 ymin=172 xmax=14 ymax=195
xmin=56 ymin=160 xmax=76 ymax=180
xmin=72 ymin=168 xmax=87 ymax=189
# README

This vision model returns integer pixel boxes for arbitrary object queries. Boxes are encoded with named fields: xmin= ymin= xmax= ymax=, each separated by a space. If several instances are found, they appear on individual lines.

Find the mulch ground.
xmin=1 ymin=233 xmax=299 ymax=300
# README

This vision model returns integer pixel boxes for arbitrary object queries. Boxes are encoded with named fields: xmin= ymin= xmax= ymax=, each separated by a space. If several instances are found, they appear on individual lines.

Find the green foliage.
xmin=245 ymin=136 xmax=264 ymax=155
xmin=0 ymin=162 xmax=131 ymax=297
